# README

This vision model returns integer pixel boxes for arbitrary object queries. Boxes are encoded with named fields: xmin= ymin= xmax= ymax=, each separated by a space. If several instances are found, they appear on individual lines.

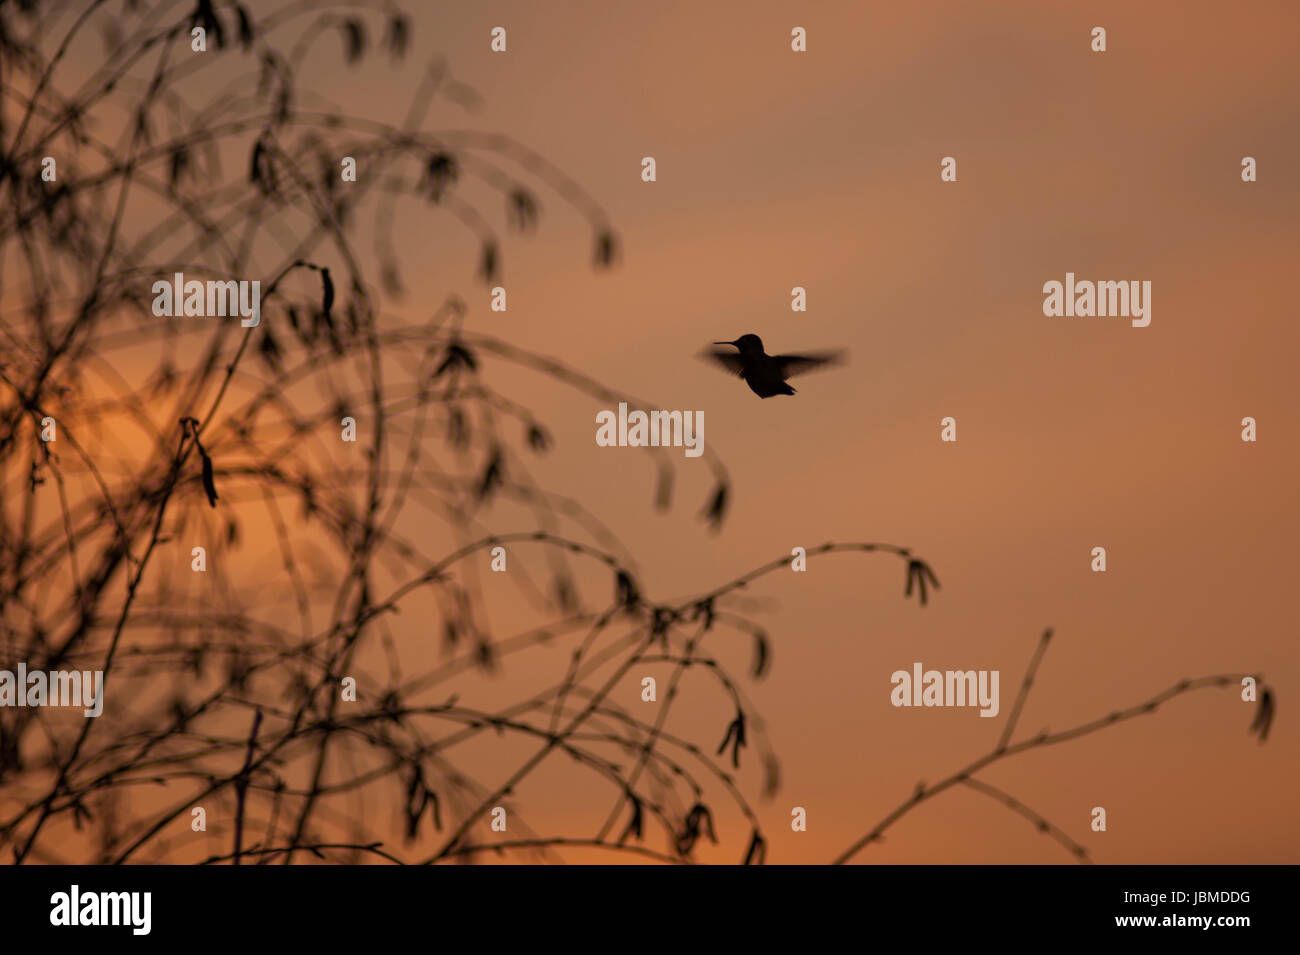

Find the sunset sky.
xmin=336 ymin=0 xmax=1296 ymax=863
xmin=6 ymin=0 xmax=1298 ymax=864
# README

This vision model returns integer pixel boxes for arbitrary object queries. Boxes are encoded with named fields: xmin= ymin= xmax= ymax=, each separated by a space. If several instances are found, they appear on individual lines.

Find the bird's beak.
xmin=713 ymin=340 xmax=735 ymax=346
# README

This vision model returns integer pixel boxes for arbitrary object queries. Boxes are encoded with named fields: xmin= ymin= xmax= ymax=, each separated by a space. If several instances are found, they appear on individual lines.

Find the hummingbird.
xmin=702 ymin=334 xmax=846 ymax=398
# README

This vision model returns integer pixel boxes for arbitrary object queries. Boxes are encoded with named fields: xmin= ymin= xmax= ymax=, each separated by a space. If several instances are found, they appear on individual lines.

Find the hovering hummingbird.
xmin=702 ymin=334 xmax=846 ymax=398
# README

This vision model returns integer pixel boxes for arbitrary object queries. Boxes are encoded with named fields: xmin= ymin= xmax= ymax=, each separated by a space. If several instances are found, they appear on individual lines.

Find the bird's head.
xmin=713 ymin=333 xmax=764 ymax=354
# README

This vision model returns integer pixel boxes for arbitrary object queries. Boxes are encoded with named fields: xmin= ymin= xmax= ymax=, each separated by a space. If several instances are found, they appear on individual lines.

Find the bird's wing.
xmin=774 ymin=350 xmax=846 ymax=378
xmin=700 ymin=348 xmax=747 ymax=377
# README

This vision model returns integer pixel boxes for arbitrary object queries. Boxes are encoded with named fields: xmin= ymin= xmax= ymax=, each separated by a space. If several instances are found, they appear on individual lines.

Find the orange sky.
xmin=358 ymin=0 xmax=1297 ymax=863
xmin=7 ymin=0 xmax=1298 ymax=864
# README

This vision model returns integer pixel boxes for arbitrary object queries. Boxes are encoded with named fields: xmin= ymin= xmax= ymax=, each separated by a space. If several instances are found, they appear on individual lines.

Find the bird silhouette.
xmin=703 ymin=334 xmax=846 ymax=398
